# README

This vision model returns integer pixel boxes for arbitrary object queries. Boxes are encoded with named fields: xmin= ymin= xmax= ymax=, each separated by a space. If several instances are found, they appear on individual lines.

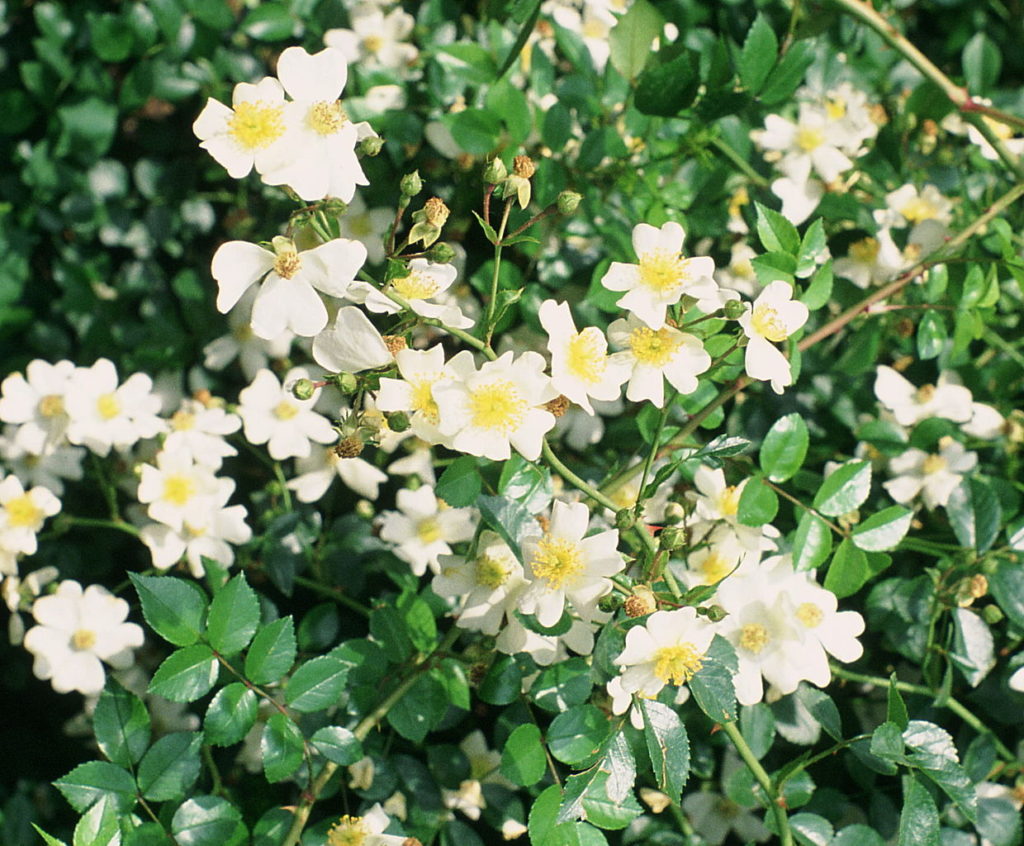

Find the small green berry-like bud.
xmin=483 ymin=157 xmax=508 ymax=184
xmin=291 ymin=378 xmax=316 ymax=401
xmin=663 ymin=501 xmax=686 ymax=524
xmin=321 ymin=198 xmax=348 ymax=217
xmin=335 ymin=372 xmax=359 ymax=394
xmin=597 ymin=593 xmax=623 ymax=613
xmin=557 ymin=190 xmax=582 ymax=215
xmin=400 ymin=170 xmax=423 ymax=197
xmin=359 ymin=135 xmax=385 ymax=157
xmin=428 ymin=241 xmax=456 ymax=264
xmin=703 ymin=605 xmax=728 ymax=623
xmin=723 ymin=298 xmax=748 ymax=320
xmin=981 ymin=604 xmax=1004 ymax=625
xmin=659 ymin=526 xmax=687 ymax=551
xmin=355 ymin=499 xmax=375 ymax=519
xmin=386 ymin=411 xmax=411 ymax=433
xmin=614 ymin=508 xmax=636 ymax=531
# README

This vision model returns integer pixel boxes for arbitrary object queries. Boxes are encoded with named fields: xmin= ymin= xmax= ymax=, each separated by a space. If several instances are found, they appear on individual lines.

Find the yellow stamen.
xmin=170 ymin=410 xmax=196 ymax=431
xmin=639 ymin=250 xmax=688 ymax=293
xmin=327 ymin=815 xmax=368 ymax=846
xmin=5 ymin=494 xmax=43 ymax=528
xmin=38 ymin=394 xmax=65 ymax=418
xmin=653 ymin=643 xmax=704 ymax=684
xmin=162 ymin=474 xmax=197 ymax=507
xmin=417 ymin=517 xmax=443 ymax=544
xmin=629 ymin=326 xmax=681 ymax=367
xmin=849 ymin=237 xmax=879 ymax=264
xmin=899 ymin=197 xmax=938 ymax=224
xmin=227 ymin=100 xmax=286 ymax=150
xmin=717 ymin=485 xmax=741 ymax=517
xmin=796 ymin=602 xmax=823 ymax=628
xmin=468 ymin=381 xmax=527 ymax=434
xmin=410 ymin=378 xmax=440 ymax=423
xmin=392 ymin=270 xmax=440 ymax=301
xmin=72 ymin=629 xmax=97 ymax=651
xmin=529 ymin=536 xmax=583 ymax=590
xmin=751 ymin=304 xmax=790 ymax=342
xmin=475 ymin=554 xmax=511 ymax=589
xmin=274 ymin=401 xmax=299 ymax=421
xmin=796 ymin=126 xmax=824 ymax=151
xmin=739 ymin=623 xmax=769 ymax=654
xmin=922 ymin=454 xmax=947 ymax=475
xmin=96 ymin=393 xmax=121 ymax=420
xmin=307 ymin=100 xmax=346 ymax=136
xmin=565 ymin=329 xmax=607 ymax=384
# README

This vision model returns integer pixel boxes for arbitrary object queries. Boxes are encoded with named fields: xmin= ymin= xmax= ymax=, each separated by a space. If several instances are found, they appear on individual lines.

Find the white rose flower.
xmin=738 ymin=280 xmax=809 ymax=394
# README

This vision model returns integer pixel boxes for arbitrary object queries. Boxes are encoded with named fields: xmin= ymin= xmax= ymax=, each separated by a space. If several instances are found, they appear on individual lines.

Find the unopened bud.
xmin=359 ymin=135 xmax=385 ymax=157
xmin=386 ymin=411 xmax=411 ymax=433
xmin=423 ymin=196 xmax=450 ymax=227
xmin=291 ymin=378 xmax=316 ymax=401
xmin=321 ymin=198 xmax=348 ymax=217
xmin=427 ymin=241 xmax=456 ymax=264
xmin=557 ymin=190 xmax=582 ymax=215
xmin=400 ymin=170 xmax=423 ymax=197
xmin=483 ymin=157 xmax=508 ymax=184
xmin=703 ymin=605 xmax=728 ymax=622
xmin=663 ymin=502 xmax=686 ymax=524
xmin=624 ymin=585 xmax=657 ymax=618
xmin=981 ymin=604 xmax=1004 ymax=625
xmin=355 ymin=499 xmax=375 ymax=519
xmin=614 ymin=508 xmax=636 ymax=531
xmin=512 ymin=155 xmax=535 ymax=178
xmin=659 ymin=526 xmax=686 ymax=551
xmin=544 ymin=395 xmax=570 ymax=417
xmin=335 ymin=433 xmax=364 ymax=459
xmin=335 ymin=372 xmax=359 ymax=394
xmin=597 ymin=593 xmax=622 ymax=613
xmin=723 ymin=299 xmax=747 ymax=320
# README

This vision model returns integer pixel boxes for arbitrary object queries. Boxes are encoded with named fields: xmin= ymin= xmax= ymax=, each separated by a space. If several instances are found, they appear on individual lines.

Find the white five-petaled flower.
xmin=874 ymin=365 xmax=973 ymax=427
xmin=378 ymin=485 xmax=477 ymax=576
xmin=433 ymin=350 xmax=558 ymax=461
xmin=258 ymin=47 xmax=370 ymax=203
xmin=738 ymin=280 xmax=808 ymax=394
xmin=755 ymin=104 xmax=854 ymax=184
xmin=136 ymin=450 xmax=223 ymax=533
xmin=883 ymin=436 xmax=977 ymax=510
xmin=0 ymin=475 xmax=61 ymax=570
xmin=23 ymin=580 xmax=144 ymax=696
xmin=312 ymin=306 xmax=394 ymax=374
xmin=192 ymin=77 xmax=288 ymax=179
xmin=607 ymin=313 xmax=711 ymax=407
xmin=286 ymin=445 xmax=389 ymax=503
xmin=539 ymin=299 xmax=629 ymax=414
xmin=518 ymin=500 xmax=625 ymax=626
xmin=376 ymin=345 xmax=449 ymax=445
xmin=600 ymin=222 xmax=719 ymax=329
xmin=163 ymin=398 xmax=241 ymax=470
xmin=0 ymin=359 xmax=76 ymax=453
xmin=353 ymin=259 xmax=473 ymax=329
xmin=834 ymin=231 xmax=904 ymax=289
xmin=433 ymin=530 xmax=525 ymax=635
xmin=325 ymin=802 xmax=407 ymax=846
xmin=237 ymin=368 xmax=336 ymax=461
xmin=613 ymin=607 xmax=717 ymax=700
xmin=212 ymin=236 xmax=367 ymax=339
xmin=324 ymin=5 xmax=419 ymax=75
xmin=0 ymin=431 xmax=84 ymax=497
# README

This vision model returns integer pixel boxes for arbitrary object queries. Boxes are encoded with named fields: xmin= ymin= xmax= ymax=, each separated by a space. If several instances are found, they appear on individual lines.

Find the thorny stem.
xmin=485 ymin=200 xmax=515 ymax=343
xmin=721 ymin=721 xmax=794 ymax=846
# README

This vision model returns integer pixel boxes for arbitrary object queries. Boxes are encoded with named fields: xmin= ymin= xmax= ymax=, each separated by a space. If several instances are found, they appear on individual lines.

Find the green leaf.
xmin=477 ymin=495 xmax=534 ymax=562
xmin=689 ymin=636 xmax=737 ymax=722
xmin=311 ymin=727 xmax=363 ymax=766
xmin=241 ymin=3 xmax=295 ymax=41
xmin=398 ymin=593 xmax=438 ymax=652
xmin=261 ymin=713 xmax=304 ymax=783
xmin=285 ymin=656 xmax=349 ymax=713
xmin=834 ymin=825 xmax=886 ymax=846
xmin=130 ymin=573 xmax=207 ymax=647
xmin=529 ymin=784 xmax=608 ymax=846
xmin=791 ymin=813 xmax=834 ymax=846
xmin=950 ymin=608 xmax=995 ymax=687
xmin=796 ymin=220 xmax=828 ymax=279
xmin=976 ymin=795 xmax=1023 ymax=846
xmin=445 ymin=109 xmax=503 ymax=155
xmin=740 ymin=703 xmax=776 ymax=759
xmin=739 ymin=14 xmax=778 ymax=93
xmin=946 ymin=478 xmax=1001 ymax=552
xmin=171 ymin=796 xmax=247 ymax=846
xmin=758 ymin=40 xmax=816 ymax=105
xmin=93 ymin=679 xmax=150 ymax=767
xmin=608 ymin=0 xmax=663 ymax=80
xmin=801 ymin=261 xmax=834 ymax=310
xmin=87 ymin=13 xmax=136 ymax=62
xmin=149 ymin=644 xmax=219 ymax=703
xmin=635 ymin=49 xmax=700 ymax=116
xmin=963 ymin=32 xmax=1001 ymax=94
xmin=737 ymin=476 xmax=779 ymax=526
xmin=205 ymin=683 xmax=258 ymax=747
xmin=532 ymin=657 xmax=594 ymax=713
xmin=897 ymin=774 xmax=939 ymax=846
xmin=478 ymin=654 xmax=523 ymax=705
xmin=245 ymin=616 xmax=297 ymax=685
xmin=852 ymin=506 xmax=913 ymax=552
xmin=580 ymin=771 xmax=643 ymax=830
xmin=796 ymin=687 xmax=843 ymax=741
xmin=751 ymin=250 xmax=797 ymax=285
xmin=903 ymin=721 xmax=977 ymax=822
xmin=760 ymin=413 xmax=809 ymax=482
xmin=499 ymin=454 xmax=554 ymax=512
xmin=137 ymin=732 xmax=202 ymax=802
xmin=813 ymin=460 xmax=871 ymax=516
xmin=870 ymin=721 xmax=904 ymax=760
xmin=387 ymin=672 xmax=449 ymax=742
xmin=501 ymin=724 xmax=547 ymax=786
xmin=823 ymin=537 xmax=870 ymax=599
xmin=495 ymin=0 xmax=542 ymax=80
xmin=548 ymin=705 xmax=611 ymax=765
xmin=206 ymin=574 xmax=260 ymax=657
xmin=755 ymin=203 xmax=800 ymax=255
xmin=792 ymin=512 xmax=833 ymax=571
xmin=54 ymin=762 xmax=137 ymax=813
xmin=436 ymin=456 xmax=484 ymax=507
xmin=56 ymin=98 xmax=118 ymax=159
xmin=471 ymin=210 xmax=499 ymax=245
xmin=887 ymin=675 xmax=909 ymax=731
xmin=32 ymin=825 xmax=67 ymax=846
xmin=369 ymin=605 xmax=413 ymax=663
xmin=916 ymin=311 xmax=946 ymax=360
xmin=989 ymin=560 xmax=1024 ymax=627
xmin=640 ymin=700 xmax=689 ymax=800
xmin=73 ymin=796 xmax=121 ymax=846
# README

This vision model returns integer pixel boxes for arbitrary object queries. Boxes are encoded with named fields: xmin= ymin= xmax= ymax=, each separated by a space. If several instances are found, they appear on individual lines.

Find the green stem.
xmin=764 ymin=481 xmax=846 ymax=537
xmin=634 ymin=392 xmax=676 ymax=518
xmin=273 ymin=462 xmax=293 ymax=512
xmin=721 ymin=721 xmax=793 ymax=846
xmin=485 ymin=201 xmax=514 ymax=343
xmin=831 ymin=666 xmax=1017 ymax=763
xmin=202 ymin=744 xmax=226 ymax=797
xmin=983 ymin=327 xmax=1024 ymax=371
xmin=709 ymin=136 xmax=770 ymax=188
xmin=59 ymin=515 xmax=141 ymax=539
xmin=292 ymin=574 xmax=371 ymax=617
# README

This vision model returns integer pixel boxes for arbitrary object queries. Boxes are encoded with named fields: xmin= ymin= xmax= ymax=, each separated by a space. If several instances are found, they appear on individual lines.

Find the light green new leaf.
xmin=755 ymin=202 xmax=800 ymax=255
xmin=946 ymin=478 xmax=1001 ymax=552
xmin=792 ymin=511 xmax=833 ymax=571
xmin=548 ymin=705 xmax=610 ymax=765
xmin=501 ymin=723 xmax=547 ymax=786
xmin=737 ymin=476 xmax=779 ymax=526
xmin=205 ymin=683 xmax=258 ymax=747
xmin=148 ymin=644 xmax=219 ymax=703
xmin=435 ymin=456 xmax=483 ymax=507
xmin=608 ymin=0 xmax=662 ymax=80
xmin=261 ymin=713 xmax=304 ymax=783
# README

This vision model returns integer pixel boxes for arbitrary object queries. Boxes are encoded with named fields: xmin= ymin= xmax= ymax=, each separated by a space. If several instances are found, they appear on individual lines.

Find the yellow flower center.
xmin=582 ymin=17 xmax=608 ymax=38
xmin=410 ymin=378 xmax=441 ymax=423
xmin=565 ymin=328 xmax=607 ymax=384
xmin=825 ymin=98 xmax=847 ymax=120
xmin=922 ymin=453 xmax=947 ymax=475
xmin=38 ymin=394 xmax=65 ymax=418
xmin=849 ymin=237 xmax=880 ymax=264
xmin=227 ymin=100 xmax=285 ymax=150
xmin=751 ymin=304 xmax=790 ymax=342
xmin=392 ymin=269 xmax=440 ymax=301
xmin=417 ymin=517 xmax=443 ymax=544
xmin=653 ymin=643 xmax=704 ymax=684
xmin=327 ymin=815 xmax=368 ymax=846
xmin=729 ymin=186 xmax=749 ymax=218
xmin=162 ymin=474 xmax=197 ymax=507
xmin=529 ymin=536 xmax=583 ymax=591
xmin=733 ymin=257 xmax=755 ymax=278
xmin=899 ymin=197 xmax=938 ymax=224
xmin=698 ymin=551 xmax=732 ymax=584
xmin=5 ymin=494 xmax=43 ymax=528
xmin=638 ymin=250 xmax=688 ymax=293
xmin=796 ymin=126 xmax=825 ymax=151
xmin=273 ymin=248 xmax=302 ymax=280
xmin=475 ymin=554 xmax=511 ymax=589
xmin=184 ymin=522 xmax=207 ymax=538
xmin=274 ymin=401 xmax=299 ymax=421
xmin=739 ymin=623 xmax=769 ymax=654
xmin=233 ymin=323 xmax=254 ymax=341
xmin=629 ymin=327 xmax=681 ymax=367
xmin=468 ymin=380 xmax=527 ymax=434
xmin=362 ymin=34 xmax=385 ymax=54
xmin=796 ymin=602 xmax=824 ymax=628
xmin=96 ymin=393 xmax=121 ymax=420
xmin=915 ymin=383 xmax=936 ymax=403
xmin=71 ymin=629 xmax=97 ymax=651
xmin=717 ymin=485 xmax=741 ymax=517
xmin=170 ymin=410 xmax=196 ymax=431
xmin=307 ymin=100 xmax=346 ymax=136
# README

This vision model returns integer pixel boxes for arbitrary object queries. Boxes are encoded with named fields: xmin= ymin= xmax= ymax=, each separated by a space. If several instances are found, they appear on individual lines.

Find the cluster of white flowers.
xmin=753 ymin=82 xmax=880 ymax=224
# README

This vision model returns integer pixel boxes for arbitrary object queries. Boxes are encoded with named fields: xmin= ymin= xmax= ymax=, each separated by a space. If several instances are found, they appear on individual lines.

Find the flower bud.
xmin=703 ymin=605 xmax=728 ymax=623
xmin=614 ymin=508 xmax=636 ymax=531
xmin=663 ymin=501 xmax=686 ymax=525
xmin=557 ymin=190 xmax=582 ymax=215
xmin=359 ymin=135 xmax=385 ymax=157
xmin=659 ymin=526 xmax=687 ymax=551
xmin=355 ymin=499 xmax=375 ymax=519
xmin=291 ymin=378 xmax=316 ymax=401
xmin=597 ymin=593 xmax=623 ymax=613
xmin=483 ymin=157 xmax=508 ymax=184
xmin=981 ymin=604 xmax=1004 ymax=625
xmin=321 ymin=198 xmax=348 ymax=217
xmin=386 ymin=411 xmax=411 ymax=433
xmin=400 ymin=170 xmax=423 ymax=197
xmin=334 ymin=372 xmax=359 ymax=394
xmin=723 ymin=299 xmax=747 ymax=320
xmin=427 ymin=241 xmax=456 ymax=264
